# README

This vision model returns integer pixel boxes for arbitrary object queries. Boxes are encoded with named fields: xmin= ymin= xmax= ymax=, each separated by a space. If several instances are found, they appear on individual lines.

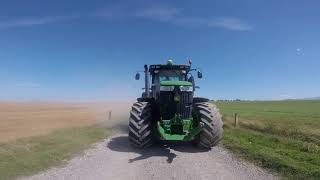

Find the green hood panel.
xmin=160 ymin=81 xmax=193 ymax=86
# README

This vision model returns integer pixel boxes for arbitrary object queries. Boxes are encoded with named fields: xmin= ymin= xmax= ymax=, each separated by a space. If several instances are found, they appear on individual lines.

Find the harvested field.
xmin=0 ymin=102 xmax=131 ymax=142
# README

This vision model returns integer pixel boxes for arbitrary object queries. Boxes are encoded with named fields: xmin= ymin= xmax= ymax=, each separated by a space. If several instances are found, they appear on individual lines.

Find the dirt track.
xmin=21 ymin=102 xmax=278 ymax=180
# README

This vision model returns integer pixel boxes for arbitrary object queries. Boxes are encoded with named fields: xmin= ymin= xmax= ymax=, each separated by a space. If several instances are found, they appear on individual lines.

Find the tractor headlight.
xmin=160 ymin=86 xmax=175 ymax=91
xmin=180 ymin=86 xmax=193 ymax=92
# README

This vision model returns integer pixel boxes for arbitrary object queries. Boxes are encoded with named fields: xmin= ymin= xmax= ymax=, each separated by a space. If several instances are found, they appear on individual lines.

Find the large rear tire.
xmin=128 ymin=102 xmax=154 ymax=148
xmin=193 ymin=102 xmax=223 ymax=149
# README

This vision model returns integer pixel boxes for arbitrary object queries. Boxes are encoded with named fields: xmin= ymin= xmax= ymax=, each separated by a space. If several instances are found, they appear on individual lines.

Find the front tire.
xmin=128 ymin=102 xmax=153 ymax=148
xmin=193 ymin=102 xmax=223 ymax=149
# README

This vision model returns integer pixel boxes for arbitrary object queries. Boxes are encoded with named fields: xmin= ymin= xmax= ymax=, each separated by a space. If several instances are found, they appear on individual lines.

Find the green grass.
xmin=216 ymin=100 xmax=320 ymax=179
xmin=0 ymin=126 xmax=111 ymax=180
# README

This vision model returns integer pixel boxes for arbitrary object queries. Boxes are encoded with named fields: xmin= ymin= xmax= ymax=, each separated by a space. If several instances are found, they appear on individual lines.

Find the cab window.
xmin=159 ymin=70 xmax=185 ymax=82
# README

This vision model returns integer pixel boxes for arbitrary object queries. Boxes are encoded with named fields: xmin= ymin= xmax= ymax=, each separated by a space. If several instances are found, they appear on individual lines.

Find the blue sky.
xmin=0 ymin=0 xmax=319 ymax=101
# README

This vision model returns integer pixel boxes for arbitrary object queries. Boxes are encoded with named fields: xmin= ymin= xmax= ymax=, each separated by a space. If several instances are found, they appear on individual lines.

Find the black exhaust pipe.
xmin=144 ymin=64 xmax=149 ymax=97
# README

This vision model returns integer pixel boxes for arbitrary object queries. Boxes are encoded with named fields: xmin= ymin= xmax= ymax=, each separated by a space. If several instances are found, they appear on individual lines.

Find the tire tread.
xmin=128 ymin=102 xmax=153 ymax=148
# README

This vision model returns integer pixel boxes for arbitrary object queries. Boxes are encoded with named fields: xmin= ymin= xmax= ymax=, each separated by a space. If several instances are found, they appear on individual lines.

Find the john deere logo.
xmin=174 ymin=95 xmax=180 ymax=102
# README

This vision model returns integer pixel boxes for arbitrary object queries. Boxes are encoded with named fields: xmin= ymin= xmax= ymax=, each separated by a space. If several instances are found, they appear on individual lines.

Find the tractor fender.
xmin=193 ymin=97 xmax=210 ymax=103
xmin=137 ymin=97 xmax=154 ymax=103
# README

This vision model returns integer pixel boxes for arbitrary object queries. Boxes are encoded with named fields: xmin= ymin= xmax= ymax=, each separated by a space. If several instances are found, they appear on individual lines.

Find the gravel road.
xmin=21 ymin=134 xmax=277 ymax=180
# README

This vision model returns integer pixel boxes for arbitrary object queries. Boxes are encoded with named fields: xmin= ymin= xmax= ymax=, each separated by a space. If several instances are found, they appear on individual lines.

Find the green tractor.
xmin=129 ymin=60 xmax=223 ymax=149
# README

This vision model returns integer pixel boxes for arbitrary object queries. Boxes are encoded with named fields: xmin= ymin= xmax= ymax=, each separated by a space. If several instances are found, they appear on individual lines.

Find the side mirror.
xmin=197 ymin=71 xmax=203 ymax=79
xmin=135 ymin=73 xmax=140 ymax=80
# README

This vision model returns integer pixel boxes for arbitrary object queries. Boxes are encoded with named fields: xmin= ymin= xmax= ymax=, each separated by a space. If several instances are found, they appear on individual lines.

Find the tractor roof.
xmin=149 ymin=64 xmax=191 ymax=74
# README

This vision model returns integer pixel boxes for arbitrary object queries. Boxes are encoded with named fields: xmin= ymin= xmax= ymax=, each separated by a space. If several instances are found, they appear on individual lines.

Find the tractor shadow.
xmin=106 ymin=135 xmax=210 ymax=164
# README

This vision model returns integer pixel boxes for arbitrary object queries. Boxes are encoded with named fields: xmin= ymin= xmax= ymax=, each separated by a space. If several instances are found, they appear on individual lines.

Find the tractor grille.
xmin=159 ymin=90 xmax=193 ymax=119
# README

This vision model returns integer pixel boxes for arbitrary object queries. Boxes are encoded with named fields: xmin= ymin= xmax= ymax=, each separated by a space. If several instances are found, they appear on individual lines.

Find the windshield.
xmin=159 ymin=70 xmax=186 ymax=82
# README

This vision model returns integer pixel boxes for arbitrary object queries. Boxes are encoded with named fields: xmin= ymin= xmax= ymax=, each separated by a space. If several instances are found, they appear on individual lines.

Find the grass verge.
xmin=223 ymin=128 xmax=319 ymax=179
xmin=0 ymin=126 xmax=111 ymax=180
xmin=216 ymin=100 xmax=320 ymax=179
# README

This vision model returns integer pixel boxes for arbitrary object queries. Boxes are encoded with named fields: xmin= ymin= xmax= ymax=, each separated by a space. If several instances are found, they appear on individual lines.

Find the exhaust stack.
xmin=144 ymin=64 xmax=149 ymax=97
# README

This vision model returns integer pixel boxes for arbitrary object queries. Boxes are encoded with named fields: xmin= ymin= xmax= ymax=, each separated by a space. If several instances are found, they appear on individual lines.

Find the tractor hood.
xmin=160 ymin=81 xmax=193 ymax=86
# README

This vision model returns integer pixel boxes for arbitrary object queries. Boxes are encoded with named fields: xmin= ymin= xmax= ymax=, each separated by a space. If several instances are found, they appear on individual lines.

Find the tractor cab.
xmin=149 ymin=62 xmax=193 ymax=99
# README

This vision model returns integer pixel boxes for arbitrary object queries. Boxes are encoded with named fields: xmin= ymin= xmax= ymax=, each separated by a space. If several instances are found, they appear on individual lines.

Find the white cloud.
xmin=94 ymin=5 xmax=130 ymax=18
xmin=135 ymin=7 xmax=180 ymax=22
xmin=0 ymin=6 xmax=253 ymax=31
xmin=0 ymin=15 xmax=80 ymax=29
xmin=208 ymin=17 xmax=253 ymax=31
xmin=279 ymin=94 xmax=292 ymax=100
xmin=134 ymin=7 xmax=253 ymax=31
